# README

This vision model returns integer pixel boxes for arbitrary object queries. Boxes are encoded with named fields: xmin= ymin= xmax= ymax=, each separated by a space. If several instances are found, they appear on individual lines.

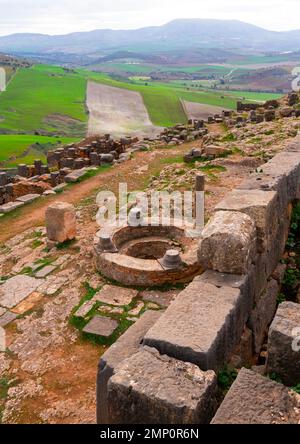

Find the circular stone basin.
xmin=94 ymin=224 xmax=201 ymax=287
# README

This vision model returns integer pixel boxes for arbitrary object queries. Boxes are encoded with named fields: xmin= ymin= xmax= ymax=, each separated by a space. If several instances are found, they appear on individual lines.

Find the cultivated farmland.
xmin=182 ymin=101 xmax=230 ymax=120
xmin=86 ymin=81 xmax=161 ymax=137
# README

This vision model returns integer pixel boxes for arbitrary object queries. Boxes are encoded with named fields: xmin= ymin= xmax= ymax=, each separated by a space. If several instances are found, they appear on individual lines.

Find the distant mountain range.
xmin=0 ymin=19 xmax=300 ymax=64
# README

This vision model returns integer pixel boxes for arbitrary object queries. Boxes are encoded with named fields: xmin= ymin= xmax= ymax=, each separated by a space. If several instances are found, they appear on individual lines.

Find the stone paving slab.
xmin=16 ymin=194 xmax=40 ymax=204
xmin=34 ymin=265 xmax=57 ymax=278
xmin=0 ymin=310 xmax=18 ymax=327
xmin=53 ymin=183 xmax=68 ymax=192
xmin=140 ymin=289 xmax=180 ymax=307
xmin=0 ymin=275 xmax=43 ymax=309
xmin=11 ymin=292 xmax=43 ymax=315
xmin=37 ymin=275 xmax=68 ymax=295
xmin=83 ymin=315 xmax=119 ymax=338
xmin=211 ymin=368 xmax=300 ymax=424
xmin=65 ymin=169 xmax=87 ymax=183
xmin=93 ymin=285 xmax=138 ymax=307
xmin=52 ymin=254 xmax=71 ymax=267
xmin=0 ymin=201 xmax=25 ymax=214
xmin=74 ymin=300 xmax=95 ymax=318
xmin=108 ymin=347 xmax=217 ymax=424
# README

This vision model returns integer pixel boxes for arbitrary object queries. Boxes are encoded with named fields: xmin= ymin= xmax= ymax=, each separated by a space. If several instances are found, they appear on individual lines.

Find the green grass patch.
xmin=199 ymin=164 xmax=227 ymax=173
xmin=292 ymin=384 xmax=300 ymax=394
xmin=56 ymin=239 xmax=77 ymax=251
xmin=0 ymin=134 xmax=79 ymax=167
xmin=30 ymin=239 xmax=43 ymax=249
xmin=217 ymin=366 xmax=238 ymax=392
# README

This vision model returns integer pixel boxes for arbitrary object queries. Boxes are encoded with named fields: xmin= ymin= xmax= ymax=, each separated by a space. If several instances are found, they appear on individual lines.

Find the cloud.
xmin=0 ymin=0 xmax=299 ymax=36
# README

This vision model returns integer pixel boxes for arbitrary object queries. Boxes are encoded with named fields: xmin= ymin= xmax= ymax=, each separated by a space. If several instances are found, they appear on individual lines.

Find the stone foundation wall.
xmin=97 ymin=135 xmax=300 ymax=424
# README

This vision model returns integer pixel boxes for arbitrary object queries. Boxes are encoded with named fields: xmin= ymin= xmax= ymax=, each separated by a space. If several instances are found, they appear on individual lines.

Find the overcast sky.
xmin=0 ymin=0 xmax=300 ymax=36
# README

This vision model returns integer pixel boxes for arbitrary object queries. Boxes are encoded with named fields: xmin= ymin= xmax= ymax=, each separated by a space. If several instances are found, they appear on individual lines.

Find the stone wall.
xmin=97 ymin=135 xmax=300 ymax=424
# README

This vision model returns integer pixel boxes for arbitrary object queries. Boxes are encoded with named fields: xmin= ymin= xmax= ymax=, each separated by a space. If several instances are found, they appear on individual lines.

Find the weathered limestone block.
xmin=64 ymin=169 xmax=86 ymax=183
xmin=0 ymin=201 xmax=25 ymax=214
xmin=100 ymin=154 xmax=114 ymax=164
xmin=211 ymin=368 xmax=300 ymax=424
xmin=215 ymin=189 xmax=279 ymax=252
xmin=267 ymin=302 xmax=300 ymax=386
xmin=248 ymin=278 xmax=279 ymax=353
xmin=97 ymin=310 xmax=162 ymax=424
xmin=90 ymin=152 xmax=100 ymax=166
xmin=45 ymin=202 xmax=76 ymax=243
xmin=203 ymin=145 xmax=229 ymax=157
xmin=108 ymin=347 xmax=217 ymax=424
xmin=198 ymin=211 xmax=257 ymax=274
xmin=16 ymin=193 xmax=40 ymax=204
xmin=237 ymin=151 xmax=300 ymax=207
xmin=144 ymin=280 xmax=249 ymax=371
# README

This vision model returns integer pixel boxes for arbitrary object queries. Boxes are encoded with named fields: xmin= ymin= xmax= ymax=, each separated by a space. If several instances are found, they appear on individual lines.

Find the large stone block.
xmin=267 ymin=302 xmax=300 ymax=386
xmin=237 ymin=151 xmax=300 ymax=207
xmin=198 ymin=211 xmax=257 ymax=274
xmin=97 ymin=310 xmax=162 ymax=424
xmin=144 ymin=280 xmax=248 ymax=371
xmin=108 ymin=347 xmax=217 ymax=424
xmin=215 ymin=189 xmax=279 ymax=252
xmin=211 ymin=368 xmax=300 ymax=424
xmin=248 ymin=278 xmax=279 ymax=353
xmin=45 ymin=202 xmax=76 ymax=243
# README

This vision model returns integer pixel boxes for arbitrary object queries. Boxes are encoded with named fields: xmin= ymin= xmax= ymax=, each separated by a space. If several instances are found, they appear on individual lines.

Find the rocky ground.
xmin=0 ymin=99 xmax=299 ymax=423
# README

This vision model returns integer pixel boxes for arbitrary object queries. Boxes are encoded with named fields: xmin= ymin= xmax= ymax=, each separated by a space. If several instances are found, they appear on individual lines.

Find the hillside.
xmin=1 ymin=19 xmax=300 ymax=63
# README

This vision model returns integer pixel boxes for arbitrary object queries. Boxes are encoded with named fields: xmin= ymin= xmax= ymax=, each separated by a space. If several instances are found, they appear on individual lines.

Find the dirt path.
xmin=86 ymin=81 xmax=161 ymax=138
xmin=0 ymin=145 xmax=190 ymax=244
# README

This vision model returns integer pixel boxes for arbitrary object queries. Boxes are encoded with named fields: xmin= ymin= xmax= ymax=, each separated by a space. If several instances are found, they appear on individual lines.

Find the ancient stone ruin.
xmin=95 ymin=135 xmax=300 ymax=424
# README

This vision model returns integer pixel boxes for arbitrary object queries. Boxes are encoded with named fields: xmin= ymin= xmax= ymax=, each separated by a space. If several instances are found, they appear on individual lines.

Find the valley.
xmin=0 ymin=61 xmax=283 ymax=166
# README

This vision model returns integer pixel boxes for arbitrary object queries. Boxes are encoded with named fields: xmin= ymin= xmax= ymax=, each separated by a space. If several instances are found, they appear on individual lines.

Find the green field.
xmin=0 ymin=134 xmax=79 ymax=167
xmin=0 ymin=63 xmax=283 ymax=164
xmin=0 ymin=64 xmax=87 ymax=136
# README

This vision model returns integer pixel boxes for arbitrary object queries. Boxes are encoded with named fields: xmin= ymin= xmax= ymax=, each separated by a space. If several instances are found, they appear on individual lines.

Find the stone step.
xmin=211 ymin=368 xmax=300 ymax=424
